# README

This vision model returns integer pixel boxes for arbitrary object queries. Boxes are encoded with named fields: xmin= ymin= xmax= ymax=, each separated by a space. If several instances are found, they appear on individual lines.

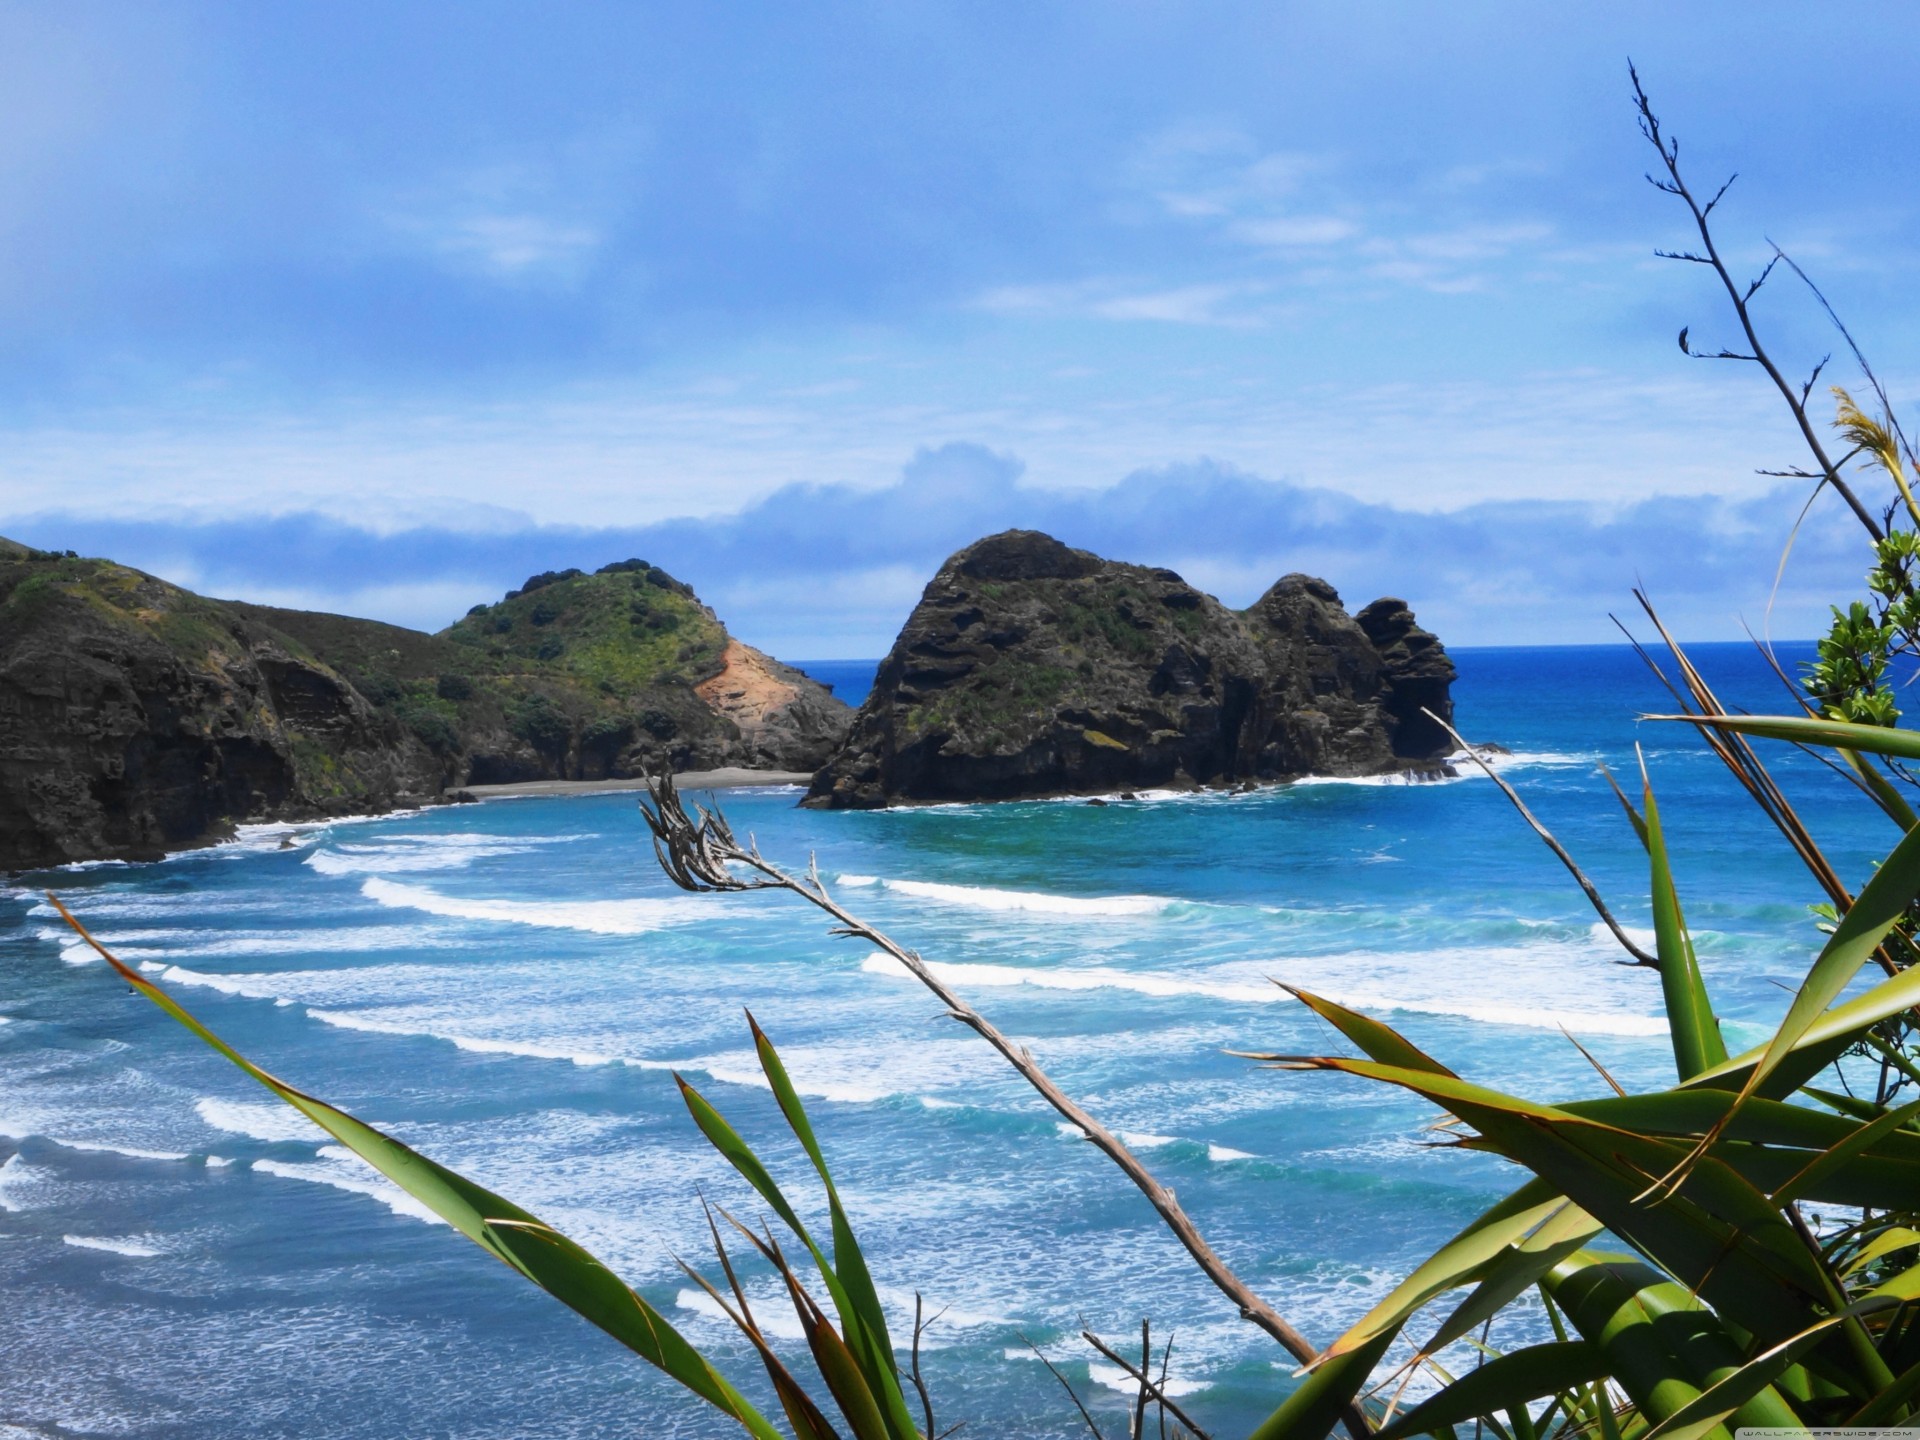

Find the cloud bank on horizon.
xmin=2 ymin=2 xmax=1916 ymax=651
xmin=3 ymin=445 xmax=1876 ymax=657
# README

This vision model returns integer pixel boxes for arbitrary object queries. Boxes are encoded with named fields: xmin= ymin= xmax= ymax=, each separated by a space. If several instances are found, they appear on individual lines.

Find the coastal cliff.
xmin=0 ymin=541 xmax=849 ymax=870
xmin=804 ymin=530 xmax=1454 ymax=808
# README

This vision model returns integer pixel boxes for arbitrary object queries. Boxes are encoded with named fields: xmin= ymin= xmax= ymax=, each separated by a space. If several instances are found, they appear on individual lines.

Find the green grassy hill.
xmin=0 ymin=543 xmax=850 ymax=869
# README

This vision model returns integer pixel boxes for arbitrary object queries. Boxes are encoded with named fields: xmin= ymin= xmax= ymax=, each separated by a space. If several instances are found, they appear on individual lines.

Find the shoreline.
xmin=449 ymin=767 xmax=812 ymax=800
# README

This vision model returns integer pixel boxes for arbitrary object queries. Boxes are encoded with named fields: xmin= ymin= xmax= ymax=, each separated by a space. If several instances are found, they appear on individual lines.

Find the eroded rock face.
xmin=804 ymin=531 xmax=1455 ymax=809
xmin=695 ymin=641 xmax=856 ymax=771
xmin=0 ymin=557 xmax=441 ymax=870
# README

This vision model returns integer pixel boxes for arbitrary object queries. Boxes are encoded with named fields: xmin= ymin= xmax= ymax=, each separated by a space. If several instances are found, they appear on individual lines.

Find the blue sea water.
xmin=0 ymin=643 xmax=1898 ymax=1437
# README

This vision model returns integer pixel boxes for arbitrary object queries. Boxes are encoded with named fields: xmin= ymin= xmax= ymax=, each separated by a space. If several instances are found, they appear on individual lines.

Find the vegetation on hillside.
xmin=235 ymin=557 xmax=738 ymax=777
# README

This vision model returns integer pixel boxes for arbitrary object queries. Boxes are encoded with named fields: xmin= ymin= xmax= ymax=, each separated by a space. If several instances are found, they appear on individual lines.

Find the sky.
xmin=3 ymin=2 xmax=1918 ymax=656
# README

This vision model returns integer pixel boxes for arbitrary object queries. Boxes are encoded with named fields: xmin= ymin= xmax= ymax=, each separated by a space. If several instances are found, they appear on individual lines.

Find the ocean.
xmin=0 ymin=643 xmax=1893 ymax=1438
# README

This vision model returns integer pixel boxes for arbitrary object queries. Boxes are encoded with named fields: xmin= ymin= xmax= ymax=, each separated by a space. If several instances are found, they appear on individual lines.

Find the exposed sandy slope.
xmin=695 ymin=640 xmax=803 ymax=738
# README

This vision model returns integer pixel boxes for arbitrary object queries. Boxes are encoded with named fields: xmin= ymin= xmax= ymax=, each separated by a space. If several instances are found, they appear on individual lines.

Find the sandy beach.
xmin=448 ymin=767 xmax=812 ymax=800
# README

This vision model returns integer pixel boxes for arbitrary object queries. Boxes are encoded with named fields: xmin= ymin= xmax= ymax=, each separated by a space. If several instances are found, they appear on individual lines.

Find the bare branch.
xmin=638 ymin=776 xmax=1373 ymax=1437
xmin=1799 ymin=354 xmax=1830 ymax=405
xmin=1629 ymin=62 xmax=1884 ymax=540
xmin=1776 ymin=246 xmax=1920 ymax=477
xmin=1422 ymin=711 xmax=1658 ymax=967
xmin=912 ymin=1293 xmax=941 ymax=1440
xmin=1743 ymin=251 xmax=1778 ymax=300
xmin=1082 ymin=1326 xmax=1213 ymax=1440
xmin=1021 ymin=1334 xmax=1106 ymax=1440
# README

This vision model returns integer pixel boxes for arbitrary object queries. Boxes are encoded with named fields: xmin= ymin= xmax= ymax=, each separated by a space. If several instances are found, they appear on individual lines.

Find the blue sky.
xmin=3 ymin=3 xmax=1917 ymax=655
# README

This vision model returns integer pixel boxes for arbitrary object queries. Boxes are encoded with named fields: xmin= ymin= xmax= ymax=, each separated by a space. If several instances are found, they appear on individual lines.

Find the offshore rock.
xmin=804 ymin=531 xmax=1455 ymax=808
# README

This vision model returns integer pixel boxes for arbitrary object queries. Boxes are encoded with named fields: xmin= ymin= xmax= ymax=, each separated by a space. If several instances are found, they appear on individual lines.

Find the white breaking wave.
xmin=1208 ymin=1144 xmax=1255 ymax=1163
xmin=196 ymin=1097 xmax=322 ymax=1145
xmin=1291 ymin=749 xmax=1596 ymax=789
xmin=154 ymin=966 xmax=286 ymax=1001
xmin=1090 ymin=1362 xmax=1211 ymax=1399
xmin=144 ymin=926 xmax=430 ymax=958
xmin=50 ymin=1138 xmax=190 ymax=1163
xmin=834 ymin=875 xmax=1177 ymax=917
xmin=693 ymin=1060 xmax=892 ymax=1104
xmin=252 ymin=1149 xmax=446 ymax=1227
xmin=1589 ymin=921 xmax=1659 ymax=952
xmin=305 ymin=1010 xmax=635 ymax=1068
xmin=307 ymin=1006 xmax=893 ymax=1101
xmin=306 ymin=832 xmax=589 ymax=878
xmin=360 ymin=877 xmax=709 ymax=934
xmin=675 ymin=1287 xmax=809 ymax=1341
xmin=860 ymin=953 xmax=1668 ymax=1037
xmin=63 ymin=1234 xmax=163 ymax=1257
xmin=0 ymin=1154 xmax=39 ymax=1212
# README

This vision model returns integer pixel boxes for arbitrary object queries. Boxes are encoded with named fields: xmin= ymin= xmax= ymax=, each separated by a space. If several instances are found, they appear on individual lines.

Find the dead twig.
xmin=1423 ymin=711 xmax=1657 ymax=968
xmin=1081 ymin=1324 xmax=1213 ymax=1440
xmin=1633 ymin=62 xmax=1882 ymax=541
xmin=639 ymin=773 xmax=1371 ymax=1438
xmin=911 ymin=1292 xmax=943 ymax=1440
xmin=1022 ymin=1333 xmax=1106 ymax=1440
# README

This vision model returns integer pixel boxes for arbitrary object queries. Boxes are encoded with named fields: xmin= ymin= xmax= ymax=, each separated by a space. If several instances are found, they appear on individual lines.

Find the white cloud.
xmin=429 ymin=212 xmax=602 ymax=276
xmin=1088 ymin=283 xmax=1264 ymax=326
xmin=1227 ymin=215 xmax=1358 ymax=248
xmin=973 ymin=277 xmax=1267 ymax=327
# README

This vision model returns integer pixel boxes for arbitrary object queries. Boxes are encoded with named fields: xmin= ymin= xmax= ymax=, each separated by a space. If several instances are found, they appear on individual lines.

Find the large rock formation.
xmin=0 ymin=542 xmax=850 ymax=870
xmin=804 ymin=530 xmax=1454 ymax=808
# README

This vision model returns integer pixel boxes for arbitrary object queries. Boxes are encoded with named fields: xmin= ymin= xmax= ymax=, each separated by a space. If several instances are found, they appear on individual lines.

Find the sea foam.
xmin=251 ymin=1150 xmax=446 ymax=1227
xmin=860 ymin=952 xmax=1668 ymax=1037
xmin=360 ymin=877 xmax=708 ymax=934
xmin=196 ymin=1097 xmax=322 ymax=1145
xmin=63 ymin=1234 xmax=163 ymax=1258
xmin=835 ymin=875 xmax=1176 ymax=917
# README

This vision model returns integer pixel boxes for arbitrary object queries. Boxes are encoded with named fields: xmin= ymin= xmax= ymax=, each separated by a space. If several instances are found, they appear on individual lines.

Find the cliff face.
xmin=804 ymin=531 xmax=1454 ymax=809
xmin=0 ymin=543 xmax=850 ymax=871
xmin=0 ymin=546 xmax=440 ymax=869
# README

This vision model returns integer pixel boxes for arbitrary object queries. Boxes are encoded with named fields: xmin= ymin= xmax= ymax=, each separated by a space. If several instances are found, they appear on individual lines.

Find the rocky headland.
xmin=804 ymin=530 xmax=1455 ymax=808
xmin=0 ymin=540 xmax=850 ymax=871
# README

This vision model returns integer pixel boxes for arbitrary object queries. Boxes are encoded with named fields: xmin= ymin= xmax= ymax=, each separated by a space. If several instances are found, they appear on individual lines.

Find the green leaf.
xmin=1546 ymin=1259 xmax=1802 ymax=1435
xmin=1635 ymin=1299 xmax=1898 ymax=1440
xmin=1294 ymin=1051 xmax=1835 ymax=1350
xmin=1654 ymin=712 xmax=1920 ymax=762
xmin=1247 ymin=1331 xmax=1395 ymax=1440
xmin=776 ymin=1261 xmax=894 ymax=1440
xmin=1685 ymin=956 xmax=1920 ymax=1099
xmin=1598 ymin=762 xmax=1649 ymax=849
xmin=1318 ymin=1178 xmax=1564 ymax=1359
xmin=1771 ymin=1096 xmax=1920 ymax=1206
xmin=1280 ymin=987 xmax=1458 ymax=1077
xmin=1840 ymin=1225 xmax=1920 ymax=1280
xmin=1416 ymin=1202 xmax=1601 ymax=1360
xmin=1841 ymin=747 xmax=1920 ymax=831
xmin=53 ymin=898 xmax=786 ymax=1440
xmin=1731 ymin=807 xmax=1920 ymax=1102
xmin=1641 ymin=758 xmax=1727 ymax=1081
xmin=747 ymin=1015 xmax=919 ymax=1440
xmin=1374 ymin=1343 xmax=1606 ymax=1440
